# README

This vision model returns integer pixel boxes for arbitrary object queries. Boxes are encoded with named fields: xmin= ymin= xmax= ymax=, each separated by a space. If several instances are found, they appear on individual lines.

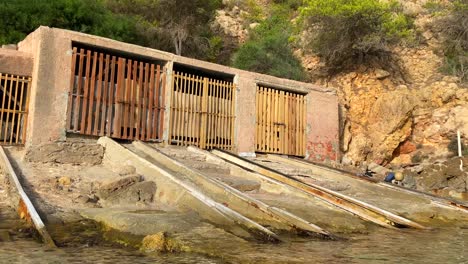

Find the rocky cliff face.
xmin=214 ymin=1 xmax=467 ymax=168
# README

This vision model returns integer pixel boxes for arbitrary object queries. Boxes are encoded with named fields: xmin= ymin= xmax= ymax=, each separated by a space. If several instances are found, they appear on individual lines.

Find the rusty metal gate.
xmin=169 ymin=71 xmax=236 ymax=150
xmin=67 ymin=47 xmax=166 ymax=141
xmin=256 ymin=85 xmax=306 ymax=156
xmin=0 ymin=73 xmax=30 ymax=145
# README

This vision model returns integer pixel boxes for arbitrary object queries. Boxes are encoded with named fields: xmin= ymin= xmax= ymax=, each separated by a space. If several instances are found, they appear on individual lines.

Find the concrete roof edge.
xmin=22 ymin=26 xmax=336 ymax=95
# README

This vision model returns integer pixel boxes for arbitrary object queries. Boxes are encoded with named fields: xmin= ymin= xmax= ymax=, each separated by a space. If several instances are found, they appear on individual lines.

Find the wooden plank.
xmin=21 ymin=78 xmax=31 ymax=143
xmin=135 ymin=62 xmax=144 ymax=140
xmin=73 ymin=49 xmax=85 ymax=131
xmin=114 ymin=58 xmax=124 ymax=137
xmin=157 ymin=66 xmax=165 ymax=140
xmin=3 ymin=75 xmax=15 ymax=143
xmin=80 ymin=50 xmax=92 ymax=133
xmin=106 ymin=56 xmax=116 ymax=137
xmin=231 ymin=84 xmax=236 ymax=150
xmin=215 ymin=80 xmax=220 ymax=148
xmin=66 ymin=47 xmax=77 ymax=130
xmin=86 ymin=51 xmax=98 ymax=135
xmin=15 ymin=77 xmax=26 ymax=144
xmin=147 ymin=64 xmax=155 ymax=140
xmin=154 ymin=65 xmax=161 ymax=139
xmin=100 ymin=54 xmax=110 ymax=136
xmin=0 ymin=73 xmax=7 ymax=144
xmin=255 ymin=87 xmax=260 ymax=151
xmin=141 ymin=63 xmax=149 ymax=140
xmin=189 ymin=75 xmax=194 ymax=146
xmin=224 ymin=82 xmax=229 ymax=149
xmin=168 ymin=71 xmax=175 ymax=143
xmin=200 ymin=78 xmax=208 ymax=149
xmin=0 ymin=147 xmax=57 ymax=247
xmin=285 ymin=92 xmax=288 ymax=155
xmin=212 ymin=150 xmax=427 ymax=230
xmin=261 ymin=87 xmax=266 ymax=152
xmin=93 ymin=53 xmax=104 ymax=135
xmin=8 ymin=75 xmax=20 ymax=144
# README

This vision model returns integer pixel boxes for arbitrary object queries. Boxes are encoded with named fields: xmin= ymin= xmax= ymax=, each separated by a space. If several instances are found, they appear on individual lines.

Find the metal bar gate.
xmin=256 ymin=85 xmax=306 ymax=156
xmin=0 ymin=73 xmax=30 ymax=145
xmin=169 ymin=71 xmax=236 ymax=150
xmin=67 ymin=47 xmax=166 ymax=141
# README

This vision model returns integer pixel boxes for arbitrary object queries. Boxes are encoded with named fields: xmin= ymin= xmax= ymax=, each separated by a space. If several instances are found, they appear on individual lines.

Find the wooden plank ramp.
xmin=211 ymin=149 xmax=428 ymax=230
xmin=0 ymin=147 xmax=56 ymax=247
xmin=97 ymin=137 xmax=280 ymax=242
xmin=273 ymin=155 xmax=468 ymax=213
xmin=132 ymin=141 xmax=331 ymax=238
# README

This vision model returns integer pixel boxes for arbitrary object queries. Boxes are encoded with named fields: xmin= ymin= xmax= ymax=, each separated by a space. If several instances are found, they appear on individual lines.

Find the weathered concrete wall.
xmin=17 ymin=26 xmax=340 ymax=161
xmin=0 ymin=49 xmax=33 ymax=76
xmin=306 ymin=91 xmax=340 ymax=162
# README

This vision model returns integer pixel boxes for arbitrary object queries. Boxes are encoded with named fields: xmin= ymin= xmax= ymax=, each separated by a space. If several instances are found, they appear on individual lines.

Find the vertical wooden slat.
xmin=80 ymin=50 xmax=92 ymax=133
xmin=21 ymin=77 xmax=31 ymax=144
xmin=169 ymin=72 xmax=175 ymax=143
xmin=154 ymin=65 xmax=161 ymax=140
xmin=73 ymin=49 xmax=85 ymax=131
xmin=231 ymin=84 xmax=236 ymax=150
xmin=147 ymin=64 xmax=155 ymax=140
xmin=15 ymin=77 xmax=26 ymax=144
xmin=107 ymin=56 xmax=116 ymax=137
xmin=200 ymin=77 xmax=208 ymax=149
xmin=158 ymin=66 xmax=165 ymax=140
xmin=8 ymin=76 xmax=20 ymax=144
xmin=3 ymin=75 xmax=14 ymax=143
xmin=114 ymin=58 xmax=124 ymax=138
xmin=285 ymin=92 xmax=288 ymax=154
xmin=135 ymin=62 xmax=144 ymax=140
xmin=141 ymin=63 xmax=149 ymax=140
xmin=0 ymin=73 xmax=7 ymax=143
xmin=66 ymin=47 xmax=77 ymax=130
xmin=222 ymin=82 xmax=227 ymax=148
xmin=86 ymin=51 xmax=98 ymax=135
xmin=93 ymin=53 xmax=104 ymax=135
xmin=100 ymin=54 xmax=110 ymax=136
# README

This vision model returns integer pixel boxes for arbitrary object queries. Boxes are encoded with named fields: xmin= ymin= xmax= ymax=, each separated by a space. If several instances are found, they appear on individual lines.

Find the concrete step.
xmin=203 ymin=172 xmax=261 ymax=192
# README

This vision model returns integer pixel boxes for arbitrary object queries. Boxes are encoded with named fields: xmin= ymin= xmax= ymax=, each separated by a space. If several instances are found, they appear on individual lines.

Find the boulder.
xmin=118 ymin=165 xmax=137 ymax=176
xmin=103 ymin=181 xmax=157 ymax=205
xmin=97 ymin=175 xmax=142 ymax=199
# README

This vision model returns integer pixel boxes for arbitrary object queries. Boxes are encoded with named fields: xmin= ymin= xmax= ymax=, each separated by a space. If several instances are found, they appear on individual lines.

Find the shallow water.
xmin=1 ymin=226 xmax=466 ymax=264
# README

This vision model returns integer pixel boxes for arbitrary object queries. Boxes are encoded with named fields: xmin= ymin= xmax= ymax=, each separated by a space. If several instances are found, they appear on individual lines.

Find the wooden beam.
xmin=211 ymin=149 xmax=428 ymax=230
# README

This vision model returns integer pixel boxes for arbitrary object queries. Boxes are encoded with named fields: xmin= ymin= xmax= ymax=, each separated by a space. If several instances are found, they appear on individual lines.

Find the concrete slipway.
xmin=88 ymin=137 xmax=467 ymax=241
xmin=2 ymin=136 xmax=467 ymax=255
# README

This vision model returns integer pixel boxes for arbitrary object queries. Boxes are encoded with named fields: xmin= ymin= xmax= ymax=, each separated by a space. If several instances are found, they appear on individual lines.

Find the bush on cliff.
xmin=232 ymin=10 xmax=306 ymax=81
xmin=438 ymin=0 xmax=468 ymax=82
xmin=298 ymin=0 xmax=415 ymax=73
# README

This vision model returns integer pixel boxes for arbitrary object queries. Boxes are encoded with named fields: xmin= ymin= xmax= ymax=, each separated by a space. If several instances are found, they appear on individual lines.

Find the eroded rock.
xmin=25 ymin=142 xmax=104 ymax=165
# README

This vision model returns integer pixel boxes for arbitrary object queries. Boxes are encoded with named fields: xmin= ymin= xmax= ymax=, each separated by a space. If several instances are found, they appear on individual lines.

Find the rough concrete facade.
xmin=14 ymin=26 xmax=339 ymax=161
xmin=0 ymin=48 xmax=33 ymax=77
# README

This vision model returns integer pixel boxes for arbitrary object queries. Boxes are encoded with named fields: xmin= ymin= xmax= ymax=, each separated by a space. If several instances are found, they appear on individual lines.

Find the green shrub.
xmin=438 ymin=0 xmax=468 ymax=82
xmin=0 ymin=0 xmax=140 ymax=45
xmin=298 ymin=0 xmax=415 ymax=73
xmin=232 ymin=12 xmax=306 ymax=81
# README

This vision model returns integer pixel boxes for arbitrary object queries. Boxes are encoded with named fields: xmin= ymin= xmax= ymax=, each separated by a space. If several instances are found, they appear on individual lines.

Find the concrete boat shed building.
xmin=0 ymin=27 xmax=339 ymax=161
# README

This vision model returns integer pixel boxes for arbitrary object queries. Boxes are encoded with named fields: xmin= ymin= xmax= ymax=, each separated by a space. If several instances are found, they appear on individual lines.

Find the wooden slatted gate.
xmin=256 ymin=85 xmax=306 ymax=156
xmin=67 ymin=47 xmax=166 ymax=140
xmin=0 ymin=73 xmax=30 ymax=145
xmin=170 ymin=71 xmax=235 ymax=150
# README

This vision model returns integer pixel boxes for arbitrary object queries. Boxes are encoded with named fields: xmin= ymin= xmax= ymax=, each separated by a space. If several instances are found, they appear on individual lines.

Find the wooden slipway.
xmin=98 ymin=137 xmax=279 ymax=242
xmin=211 ymin=149 xmax=428 ymax=230
xmin=0 ymin=147 xmax=56 ymax=247
xmin=132 ymin=141 xmax=331 ymax=238
xmin=272 ymin=155 xmax=468 ymax=213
